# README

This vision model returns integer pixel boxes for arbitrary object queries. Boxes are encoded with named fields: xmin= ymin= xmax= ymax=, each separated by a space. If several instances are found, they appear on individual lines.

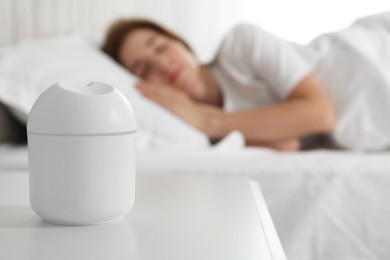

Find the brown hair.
xmin=102 ymin=18 xmax=193 ymax=64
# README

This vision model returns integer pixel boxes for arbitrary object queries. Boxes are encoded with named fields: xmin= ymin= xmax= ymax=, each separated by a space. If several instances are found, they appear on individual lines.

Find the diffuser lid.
xmin=27 ymin=81 xmax=137 ymax=135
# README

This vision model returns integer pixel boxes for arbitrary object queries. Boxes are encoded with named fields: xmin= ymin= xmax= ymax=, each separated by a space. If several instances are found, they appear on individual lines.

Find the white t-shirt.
xmin=209 ymin=20 xmax=390 ymax=151
xmin=209 ymin=24 xmax=316 ymax=112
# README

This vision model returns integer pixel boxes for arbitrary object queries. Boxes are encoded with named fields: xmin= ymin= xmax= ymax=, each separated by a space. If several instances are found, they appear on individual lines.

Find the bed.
xmin=1 ymin=1 xmax=390 ymax=260
xmin=1 ymin=144 xmax=390 ymax=259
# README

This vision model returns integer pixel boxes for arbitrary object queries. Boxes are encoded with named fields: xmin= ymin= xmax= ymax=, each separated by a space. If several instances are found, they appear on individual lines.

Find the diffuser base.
xmin=41 ymin=216 xmax=124 ymax=226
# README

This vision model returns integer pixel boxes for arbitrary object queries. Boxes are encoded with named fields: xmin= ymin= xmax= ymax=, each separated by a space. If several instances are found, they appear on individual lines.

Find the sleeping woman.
xmin=102 ymin=11 xmax=390 ymax=151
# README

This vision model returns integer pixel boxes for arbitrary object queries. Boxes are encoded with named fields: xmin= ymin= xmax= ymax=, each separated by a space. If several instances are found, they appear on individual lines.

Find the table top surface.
xmin=0 ymin=173 xmax=286 ymax=260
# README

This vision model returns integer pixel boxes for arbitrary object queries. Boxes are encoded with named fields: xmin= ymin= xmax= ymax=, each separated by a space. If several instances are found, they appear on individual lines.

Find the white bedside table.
xmin=0 ymin=173 xmax=286 ymax=260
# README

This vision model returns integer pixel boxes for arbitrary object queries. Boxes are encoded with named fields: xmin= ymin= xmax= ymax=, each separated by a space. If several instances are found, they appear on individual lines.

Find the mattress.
xmin=1 ymin=144 xmax=390 ymax=260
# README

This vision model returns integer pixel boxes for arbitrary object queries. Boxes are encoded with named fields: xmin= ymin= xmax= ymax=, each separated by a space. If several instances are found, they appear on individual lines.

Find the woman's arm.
xmin=206 ymin=74 xmax=335 ymax=142
xmin=136 ymin=74 xmax=335 ymax=150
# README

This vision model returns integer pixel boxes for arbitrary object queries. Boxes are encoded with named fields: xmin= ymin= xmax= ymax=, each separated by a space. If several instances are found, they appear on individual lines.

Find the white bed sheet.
xmin=1 ymin=144 xmax=390 ymax=260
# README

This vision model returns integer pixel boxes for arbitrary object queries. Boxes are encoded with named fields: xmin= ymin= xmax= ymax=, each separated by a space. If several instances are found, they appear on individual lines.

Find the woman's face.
xmin=119 ymin=28 xmax=204 ymax=100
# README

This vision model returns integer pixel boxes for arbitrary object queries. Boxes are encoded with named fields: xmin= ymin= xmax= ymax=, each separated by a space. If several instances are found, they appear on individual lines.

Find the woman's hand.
xmin=136 ymin=81 xmax=224 ymax=134
xmin=247 ymin=138 xmax=300 ymax=151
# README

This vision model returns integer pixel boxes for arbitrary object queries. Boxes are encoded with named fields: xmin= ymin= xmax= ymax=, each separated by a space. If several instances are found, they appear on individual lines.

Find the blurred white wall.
xmin=128 ymin=0 xmax=389 ymax=62
xmin=240 ymin=0 xmax=390 ymax=43
xmin=129 ymin=0 xmax=239 ymax=62
xmin=1 ymin=0 xmax=388 ymax=60
xmin=0 ymin=0 xmax=135 ymax=46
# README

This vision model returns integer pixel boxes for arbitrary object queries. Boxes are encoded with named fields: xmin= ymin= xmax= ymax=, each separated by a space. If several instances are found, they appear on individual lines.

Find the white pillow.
xmin=0 ymin=35 xmax=209 ymax=149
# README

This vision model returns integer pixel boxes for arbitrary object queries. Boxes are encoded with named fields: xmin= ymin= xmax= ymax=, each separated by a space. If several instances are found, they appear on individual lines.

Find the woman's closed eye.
xmin=155 ymin=43 xmax=168 ymax=54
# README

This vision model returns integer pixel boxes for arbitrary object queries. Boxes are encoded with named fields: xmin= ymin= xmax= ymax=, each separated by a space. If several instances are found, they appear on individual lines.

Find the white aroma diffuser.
xmin=27 ymin=81 xmax=137 ymax=225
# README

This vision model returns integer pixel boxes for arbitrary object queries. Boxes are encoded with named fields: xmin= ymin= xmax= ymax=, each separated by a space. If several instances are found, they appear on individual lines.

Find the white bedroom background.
xmin=128 ymin=0 xmax=240 ymax=62
xmin=239 ymin=0 xmax=390 ymax=44
xmin=0 ymin=0 xmax=389 ymax=62
xmin=128 ymin=0 xmax=390 ymax=61
xmin=0 ymin=0 xmax=134 ymax=45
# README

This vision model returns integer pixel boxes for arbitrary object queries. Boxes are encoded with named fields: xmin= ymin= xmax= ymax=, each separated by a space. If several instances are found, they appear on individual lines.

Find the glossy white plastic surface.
xmin=28 ymin=134 xmax=136 ymax=225
xmin=27 ymin=82 xmax=136 ymax=135
xmin=27 ymin=82 xmax=137 ymax=225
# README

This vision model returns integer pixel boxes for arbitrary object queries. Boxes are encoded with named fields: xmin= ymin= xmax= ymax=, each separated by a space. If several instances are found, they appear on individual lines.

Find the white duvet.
xmin=306 ymin=12 xmax=390 ymax=151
